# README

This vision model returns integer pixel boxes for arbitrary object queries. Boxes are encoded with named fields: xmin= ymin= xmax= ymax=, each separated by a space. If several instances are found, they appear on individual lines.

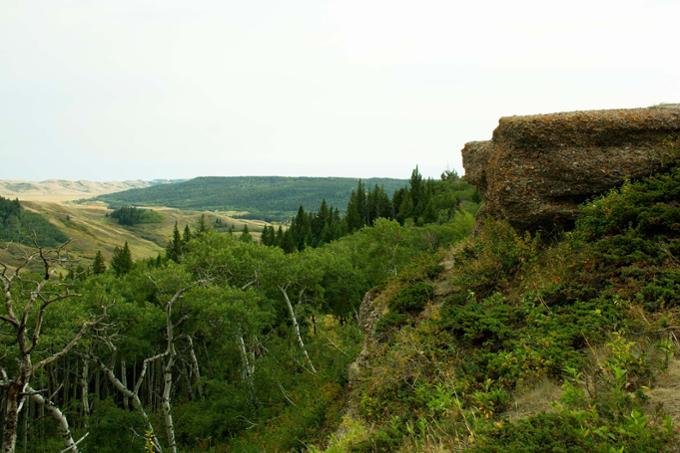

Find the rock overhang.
xmin=462 ymin=106 xmax=680 ymax=232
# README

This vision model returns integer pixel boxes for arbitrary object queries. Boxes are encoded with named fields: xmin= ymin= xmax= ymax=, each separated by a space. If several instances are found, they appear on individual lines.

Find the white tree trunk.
xmin=162 ymin=356 xmax=177 ymax=453
xmin=96 ymin=359 xmax=162 ymax=452
xmin=184 ymin=336 xmax=202 ymax=399
xmin=80 ymin=359 xmax=89 ymax=423
xmin=120 ymin=360 xmax=129 ymax=410
xmin=238 ymin=334 xmax=256 ymax=397
xmin=279 ymin=286 xmax=316 ymax=373
xmin=28 ymin=386 xmax=79 ymax=453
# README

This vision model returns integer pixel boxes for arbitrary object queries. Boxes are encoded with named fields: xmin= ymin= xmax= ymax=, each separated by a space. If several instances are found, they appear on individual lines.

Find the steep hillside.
xmin=0 ymin=196 xmax=68 ymax=247
xmin=315 ymin=109 xmax=680 ymax=452
xmin=95 ymin=176 xmax=409 ymax=221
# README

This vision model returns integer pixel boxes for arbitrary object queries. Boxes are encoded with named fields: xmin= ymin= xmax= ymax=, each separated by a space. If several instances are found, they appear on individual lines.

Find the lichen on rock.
xmin=463 ymin=106 xmax=680 ymax=231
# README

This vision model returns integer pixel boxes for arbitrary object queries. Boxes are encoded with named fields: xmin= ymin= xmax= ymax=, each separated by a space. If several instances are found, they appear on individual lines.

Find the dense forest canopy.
xmin=0 ymin=196 xmax=68 ymax=247
xmin=95 ymin=176 xmax=409 ymax=221
xmin=0 ymin=202 xmax=476 ymax=453
xmin=0 ymin=167 xmax=478 ymax=453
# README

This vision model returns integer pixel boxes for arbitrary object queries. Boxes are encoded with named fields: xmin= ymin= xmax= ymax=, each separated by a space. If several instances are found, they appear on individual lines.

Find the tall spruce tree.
xmin=111 ymin=241 xmax=133 ymax=276
xmin=345 ymin=181 xmax=365 ymax=232
xmin=280 ymin=230 xmax=296 ymax=253
xmin=183 ymin=224 xmax=192 ymax=244
xmin=167 ymin=222 xmax=183 ymax=262
xmin=92 ymin=250 xmax=106 ymax=275
xmin=275 ymin=225 xmax=284 ymax=246
xmin=198 ymin=214 xmax=209 ymax=234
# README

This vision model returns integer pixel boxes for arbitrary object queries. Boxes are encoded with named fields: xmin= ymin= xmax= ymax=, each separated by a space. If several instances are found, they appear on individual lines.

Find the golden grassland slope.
xmin=0 ymin=179 xmax=158 ymax=203
xmin=0 ymin=200 xmax=267 ymax=266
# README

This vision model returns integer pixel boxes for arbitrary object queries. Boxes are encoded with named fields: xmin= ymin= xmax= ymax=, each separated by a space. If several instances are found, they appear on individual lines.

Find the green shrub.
xmin=390 ymin=282 xmax=434 ymax=314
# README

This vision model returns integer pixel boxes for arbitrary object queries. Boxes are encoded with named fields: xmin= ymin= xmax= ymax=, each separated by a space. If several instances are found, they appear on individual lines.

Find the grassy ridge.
xmin=0 ymin=201 xmax=267 ymax=267
xmin=95 ymin=176 xmax=409 ymax=221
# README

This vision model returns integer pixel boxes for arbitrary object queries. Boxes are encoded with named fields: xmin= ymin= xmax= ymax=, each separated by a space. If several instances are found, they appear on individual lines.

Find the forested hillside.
xmin=0 ymin=196 xmax=68 ymax=247
xmin=95 ymin=176 xmax=409 ymax=221
xmin=318 ymin=164 xmax=680 ymax=452
xmin=0 ymin=171 xmax=478 ymax=453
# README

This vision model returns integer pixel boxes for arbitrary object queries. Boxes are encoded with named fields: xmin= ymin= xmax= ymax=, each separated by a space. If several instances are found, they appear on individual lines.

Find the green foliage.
xmin=166 ymin=222 xmax=185 ymax=262
xmin=97 ymin=176 xmax=410 ymax=221
xmin=92 ymin=250 xmax=106 ymax=274
xmin=325 ymin=165 xmax=680 ymax=452
xmin=109 ymin=206 xmax=162 ymax=226
xmin=390 ymin=282 xmax=433 ymax=314
xmin=472 ymin=335 xmax=674 ymax=452
xmin=12 ymin=164 xmax=679 ymax=453
xmin=239 ymin=224 xmax=252 ymax=242
xmin=86 ymin=398 xmax=146 ymax=453
xmin=111 ymin=241 xmax=133 ymax=275
xmin=0 ymin=196 xmax=68 ymax=247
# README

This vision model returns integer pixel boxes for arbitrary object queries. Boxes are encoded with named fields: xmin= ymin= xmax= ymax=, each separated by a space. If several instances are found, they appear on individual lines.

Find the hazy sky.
xmin=2 ymin=0 xmax=679 ymax=181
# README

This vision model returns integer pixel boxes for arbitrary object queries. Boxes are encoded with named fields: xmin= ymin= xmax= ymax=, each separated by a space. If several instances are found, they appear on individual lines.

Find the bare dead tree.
xmin=0 ymin=246 xmax=99 ymax=453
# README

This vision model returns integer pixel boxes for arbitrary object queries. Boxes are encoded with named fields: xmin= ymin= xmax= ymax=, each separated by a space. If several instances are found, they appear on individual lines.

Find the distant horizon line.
xmin=0 ymin=174 xmax=428 ymax=183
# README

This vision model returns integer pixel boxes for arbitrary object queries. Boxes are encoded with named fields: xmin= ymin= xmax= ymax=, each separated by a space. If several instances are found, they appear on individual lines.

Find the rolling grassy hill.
xmin=0 ymin=200 xmax=267 ymax=268
xmin=0 ymin=179 xmax=172 ymax=202
xmin=95 ymin=176 xmax=409 ymax=221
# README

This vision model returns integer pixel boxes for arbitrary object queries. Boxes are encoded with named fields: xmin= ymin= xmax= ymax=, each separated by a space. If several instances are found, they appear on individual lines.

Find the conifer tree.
xmin=397 ymin=192 xmax=414 ymax=224
xmin=183 ymin=224 xmax=192 ymax=244
xmin=92 ymin=250 xmax=106 ymax=275
xmin=111 ymin=241 xmax=133 ymax=276
xmin=260 ymin=225 xmax=269 ymax=245
xmin=290 ymin=206 xmax=311 ymax=251
xmin=345 ymin=184 xmax=364 ymax=233
xmin=280 ymin=229 xmax=296 ymax=253
xmin=239 ymin=224 xmax=252 ymax=243
xmin=166 ymin=222 xmax=183 ymax=263
xmin=367 ymin=185 xmax=392 ymax=225
xmin=275 ymin=225 xmax=284 ymax=246
xmin=198 ymin=214 xmax=209 ymax=234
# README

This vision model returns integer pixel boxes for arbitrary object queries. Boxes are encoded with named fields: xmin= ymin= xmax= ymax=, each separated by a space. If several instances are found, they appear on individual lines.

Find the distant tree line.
xmin=109 ymin=206 xmax=162 ymax=226
xmin=261 ymin=167 xmax=479 ymax=253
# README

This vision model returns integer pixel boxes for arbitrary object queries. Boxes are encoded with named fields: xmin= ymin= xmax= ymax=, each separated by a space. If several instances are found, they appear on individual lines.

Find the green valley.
xmin=95 ymin=176 xmax=409 ymax=221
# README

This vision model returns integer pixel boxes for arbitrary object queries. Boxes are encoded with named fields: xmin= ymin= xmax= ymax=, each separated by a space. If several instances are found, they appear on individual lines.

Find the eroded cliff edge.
xmin=462 ymin=106 xmax=680 ymax=231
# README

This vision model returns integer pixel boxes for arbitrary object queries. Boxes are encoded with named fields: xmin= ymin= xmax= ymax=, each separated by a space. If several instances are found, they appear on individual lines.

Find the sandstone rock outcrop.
xmin=462 ymin=106 xmax=680 ymax=231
